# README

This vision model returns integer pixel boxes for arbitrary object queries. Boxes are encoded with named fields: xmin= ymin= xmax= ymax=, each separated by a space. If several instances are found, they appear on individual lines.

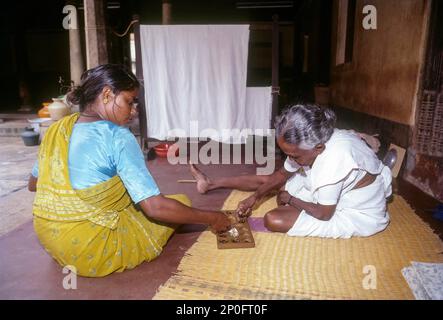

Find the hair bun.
xmin=66 ymin=86 xmax=83 ymax=107
xmin=322 ymin=107 xmax=337 ymax=127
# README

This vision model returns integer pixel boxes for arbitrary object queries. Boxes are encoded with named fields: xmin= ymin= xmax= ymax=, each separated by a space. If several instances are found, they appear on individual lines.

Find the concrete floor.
xmin=0 ymin=137 xmax=38 ymax=236
xmin=0 ymin=137 xmax=442 ymax=299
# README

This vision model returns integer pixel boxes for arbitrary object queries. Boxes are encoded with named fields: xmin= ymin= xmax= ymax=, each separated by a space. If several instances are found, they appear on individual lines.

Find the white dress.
xmin=284 ymin=129 xmax=392 ymax=239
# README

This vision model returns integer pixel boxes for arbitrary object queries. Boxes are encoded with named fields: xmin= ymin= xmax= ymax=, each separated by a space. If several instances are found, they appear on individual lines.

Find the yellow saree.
xmin=33 ymin=113 xmax=191 ymax=277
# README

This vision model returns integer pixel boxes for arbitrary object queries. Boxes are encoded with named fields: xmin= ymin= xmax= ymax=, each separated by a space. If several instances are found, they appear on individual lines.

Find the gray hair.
xmin=275 ymin=104 xmax=337 ymax=149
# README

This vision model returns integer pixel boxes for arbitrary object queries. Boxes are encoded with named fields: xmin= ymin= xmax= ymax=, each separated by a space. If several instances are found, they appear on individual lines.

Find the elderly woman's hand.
xmin=236 ymin=194 xmax=258 ymax=220
xmin=277 ymin=190 xmax=292 ymax=206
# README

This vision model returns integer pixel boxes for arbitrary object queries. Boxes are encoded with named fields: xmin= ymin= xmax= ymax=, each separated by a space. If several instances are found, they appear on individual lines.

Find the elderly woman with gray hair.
xmin=190 ymin=104 xmax=392 ymax=239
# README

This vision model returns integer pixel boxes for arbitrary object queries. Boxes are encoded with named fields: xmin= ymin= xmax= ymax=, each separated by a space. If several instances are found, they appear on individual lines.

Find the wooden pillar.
xmin=162 ymin=0 xmax=172 ymax=25
xmin=84 ymin=0 xmax=108 ymax=68
xmin=68 ymin=2 xmax=84 ymax=85
xmin=271 ymin=14 xmax=280 ymax=127
xmin=133 ymin=15 xmax=148 ymax=151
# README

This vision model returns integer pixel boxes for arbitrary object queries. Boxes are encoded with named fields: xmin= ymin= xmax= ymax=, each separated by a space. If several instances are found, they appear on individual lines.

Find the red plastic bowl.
xmin=153 ymin=143 xmax=179 ymax=158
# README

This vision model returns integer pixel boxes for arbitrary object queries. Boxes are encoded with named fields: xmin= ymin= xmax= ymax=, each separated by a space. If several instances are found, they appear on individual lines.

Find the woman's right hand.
xmin=210 ymin=212 xmax=232 ymax=234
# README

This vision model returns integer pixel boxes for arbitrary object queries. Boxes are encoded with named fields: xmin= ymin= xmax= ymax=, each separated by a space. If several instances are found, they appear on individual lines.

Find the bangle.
xmin=287 ymin=196 xmax=293 ymax=205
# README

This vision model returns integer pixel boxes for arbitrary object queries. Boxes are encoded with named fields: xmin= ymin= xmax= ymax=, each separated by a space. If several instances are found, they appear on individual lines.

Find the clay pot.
xmin=48 ymin=98 xmax=70 ymax=120
xmin=21 ymin=127 xmax=40 ymax=146
xmin=153 ymin=143 xmax=179 ymax=158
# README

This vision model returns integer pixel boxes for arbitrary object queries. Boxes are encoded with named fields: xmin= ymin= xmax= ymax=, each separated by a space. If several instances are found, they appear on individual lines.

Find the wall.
xmin=403 ymin=0 xmax=443 ymax=202
xmin=330 ymin=0 xmax=429 ymax=126
xmin=329 ymin=0 xmax=443 ymax=202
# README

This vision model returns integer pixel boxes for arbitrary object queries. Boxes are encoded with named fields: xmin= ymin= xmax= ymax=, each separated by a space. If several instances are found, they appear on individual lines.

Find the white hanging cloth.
xmin=140 ymin=25 xmax=254 ymax=143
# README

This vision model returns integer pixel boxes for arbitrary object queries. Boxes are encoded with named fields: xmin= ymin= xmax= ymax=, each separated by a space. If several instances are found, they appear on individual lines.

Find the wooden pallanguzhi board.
xmin=216 ymin=210 xmax=255 ymax=249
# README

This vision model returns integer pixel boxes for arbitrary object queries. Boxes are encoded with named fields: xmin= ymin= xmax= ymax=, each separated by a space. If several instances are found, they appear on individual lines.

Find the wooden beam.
xmin=84 ymin=0 xmax=108 ymax=68
xmin=249 ymin=21 xmax=294 ymax=31
xmin=271 ymin=14 xmax=280 ymax=128
xmin=133 ymin=15 xmax=148 ymax=151
xmin=67 ymin=1 xmax=84 ymax=85
xmin=162 ymin=0 xmax=172 ymax=25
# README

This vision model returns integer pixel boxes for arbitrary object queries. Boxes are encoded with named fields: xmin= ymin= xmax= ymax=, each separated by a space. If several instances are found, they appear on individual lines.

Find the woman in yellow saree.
xmin=28 ymin=64 xmax=230 ymax=277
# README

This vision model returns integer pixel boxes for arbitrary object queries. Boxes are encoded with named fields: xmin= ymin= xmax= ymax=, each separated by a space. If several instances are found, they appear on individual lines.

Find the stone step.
xmin=0 ymin=122 xmax=30 ymax=137
xmin=0 ymin=118 xmax=141 ymax=137
xmin=0 ymin=113 xmax=37 ymax=120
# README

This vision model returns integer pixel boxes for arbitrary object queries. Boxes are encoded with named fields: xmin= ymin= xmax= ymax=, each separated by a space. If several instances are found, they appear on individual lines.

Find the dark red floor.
xmin=0 ymin=159 xmax=260 ymax=299
xmin=0 ymin=157 xmax=441 ymax=299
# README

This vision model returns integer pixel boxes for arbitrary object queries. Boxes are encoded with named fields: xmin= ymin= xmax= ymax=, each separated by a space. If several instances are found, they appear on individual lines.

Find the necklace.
xmin=80 ymin=112 xmax=99 ymax=117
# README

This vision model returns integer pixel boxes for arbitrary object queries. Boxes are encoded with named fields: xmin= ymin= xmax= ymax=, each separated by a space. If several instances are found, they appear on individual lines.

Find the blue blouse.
xmin=32 ymin=121 xmax=160 ymax=204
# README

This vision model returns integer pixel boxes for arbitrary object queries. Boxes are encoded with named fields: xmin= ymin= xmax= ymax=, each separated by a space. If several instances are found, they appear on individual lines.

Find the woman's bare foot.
xmin=189 ymin=163 xmax=212 ymax=194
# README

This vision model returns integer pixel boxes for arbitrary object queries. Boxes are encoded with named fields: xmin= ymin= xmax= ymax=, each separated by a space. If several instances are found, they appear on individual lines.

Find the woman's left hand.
xmin=277 ymin=190 xmax=292 ymax=206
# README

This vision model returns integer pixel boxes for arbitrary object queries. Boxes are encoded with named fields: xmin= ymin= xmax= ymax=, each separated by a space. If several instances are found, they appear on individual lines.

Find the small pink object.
xmin=248 ymin=217 xmax=271 ymax=233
